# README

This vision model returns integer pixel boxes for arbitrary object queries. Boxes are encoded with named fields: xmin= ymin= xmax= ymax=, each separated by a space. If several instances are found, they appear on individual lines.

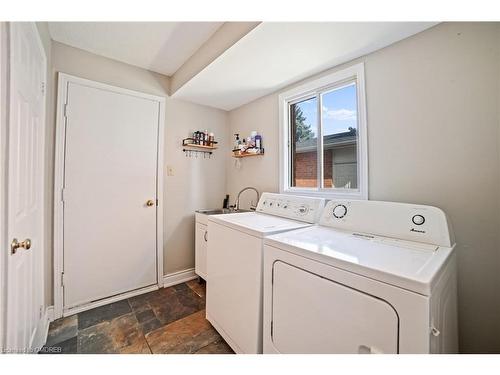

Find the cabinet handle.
xmin=204 ymin=231 xmax=208 ymax=242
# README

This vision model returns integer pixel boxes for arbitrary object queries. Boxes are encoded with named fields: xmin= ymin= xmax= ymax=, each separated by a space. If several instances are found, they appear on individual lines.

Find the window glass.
xmin=321 ymin=82 xmax=358 ymax=189
xmin=290 ymin=97 xmax=318 ymax=188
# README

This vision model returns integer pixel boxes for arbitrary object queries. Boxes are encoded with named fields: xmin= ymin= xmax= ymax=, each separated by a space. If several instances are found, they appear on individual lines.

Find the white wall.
xmin=46 ymin=42 xmax=228 ymax=299
xmin=226 ymin=94 xmax=279 ymax=208
xmin=226 ymin=22 xmax=500 ymax=353
xmin=164 ymin=99 xmax=227 ymax=273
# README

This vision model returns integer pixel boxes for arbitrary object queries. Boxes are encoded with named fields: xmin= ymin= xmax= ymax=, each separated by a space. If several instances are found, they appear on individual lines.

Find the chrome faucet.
xmin=233 ymin=187 xmax=260 ymax=211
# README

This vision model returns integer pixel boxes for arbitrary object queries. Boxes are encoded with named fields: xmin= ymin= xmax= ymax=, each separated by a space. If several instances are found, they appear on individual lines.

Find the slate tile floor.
xmin=41 ymin=280 xmax=234 ymax=354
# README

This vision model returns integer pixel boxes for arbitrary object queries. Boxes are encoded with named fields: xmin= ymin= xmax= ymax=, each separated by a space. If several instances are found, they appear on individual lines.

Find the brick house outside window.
xmin=292 ymin=128 xmax=357 ymax=189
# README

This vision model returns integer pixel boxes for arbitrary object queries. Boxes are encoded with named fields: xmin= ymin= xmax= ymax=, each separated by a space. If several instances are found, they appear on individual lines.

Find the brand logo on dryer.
xmin=410 ymin=228 xmax=426 ymax=234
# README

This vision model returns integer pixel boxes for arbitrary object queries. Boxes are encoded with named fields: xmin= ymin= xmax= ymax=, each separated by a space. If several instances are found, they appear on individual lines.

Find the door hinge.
xmin=270 ymin=320 xmax=273 ymax=338
xmin=64 ymin=103 xmax=69 ymax=118
xmin=156 ymin=199 xmax=159 ymax=206
xmin=41 ymin=82 xmax=46 ymax=95
xmin=61 ymin=188 xmax=65 ymax=202
xmin=60 ymin=272 xmax=65 ymax=287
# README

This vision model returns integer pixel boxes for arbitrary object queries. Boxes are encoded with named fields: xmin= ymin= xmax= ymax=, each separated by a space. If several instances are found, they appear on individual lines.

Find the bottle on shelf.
xmin=255 ymin=134 xmax=262 ymax=151
xmin=204 ymin=130 xmax=209 ymax=146
xmin=234 ymin=134 xmax=241 ymax=150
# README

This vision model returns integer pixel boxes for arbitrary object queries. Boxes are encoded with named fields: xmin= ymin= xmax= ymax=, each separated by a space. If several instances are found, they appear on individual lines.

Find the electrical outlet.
xmin=167 ymin=165 xmax=174 ymax=176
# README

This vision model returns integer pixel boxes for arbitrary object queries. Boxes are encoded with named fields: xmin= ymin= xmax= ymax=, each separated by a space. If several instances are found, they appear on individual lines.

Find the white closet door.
xmin=271 ymin=261 xmax=399 ymax=354
xmin=63 ymin=82 xmax=159 ymax=309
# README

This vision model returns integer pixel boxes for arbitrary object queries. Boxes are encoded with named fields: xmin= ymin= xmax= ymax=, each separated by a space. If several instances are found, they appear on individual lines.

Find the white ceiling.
xmin=48 ymin=22 xmax=223 ymax=76
xmin=173 ymin=22 xmax=438 ymax=110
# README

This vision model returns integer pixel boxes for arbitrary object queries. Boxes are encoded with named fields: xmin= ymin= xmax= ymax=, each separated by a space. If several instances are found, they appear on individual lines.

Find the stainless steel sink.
xmin=196 ymin=208 xmax=251 ymax=215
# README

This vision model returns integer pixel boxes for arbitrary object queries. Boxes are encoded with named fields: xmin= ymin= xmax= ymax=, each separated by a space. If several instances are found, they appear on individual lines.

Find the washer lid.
xmin=208 ymin=212 xmax=312 ymax=238
xmin=264 ymin=226 xmax=454 ymax=295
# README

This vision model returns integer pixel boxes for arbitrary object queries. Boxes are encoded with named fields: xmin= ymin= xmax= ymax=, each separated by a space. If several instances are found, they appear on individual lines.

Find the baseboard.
xmin=163 ymin=268 xmax=198 ymax=288
xmin=47 ymin=306 xmax=55 ymax=322
xmin=32 ymin=306 xmax=53 ymax=350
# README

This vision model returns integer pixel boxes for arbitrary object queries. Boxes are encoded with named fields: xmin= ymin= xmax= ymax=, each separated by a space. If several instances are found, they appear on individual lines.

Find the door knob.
xmin=11 ymin=238 xmax=31 ymax=255
xmin=146 ymin=199 xmax=155 ymax=207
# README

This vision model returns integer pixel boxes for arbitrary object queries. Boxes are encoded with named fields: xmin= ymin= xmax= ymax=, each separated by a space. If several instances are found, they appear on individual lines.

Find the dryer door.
xmin=271 ymin=261 xmax=399 ymax=353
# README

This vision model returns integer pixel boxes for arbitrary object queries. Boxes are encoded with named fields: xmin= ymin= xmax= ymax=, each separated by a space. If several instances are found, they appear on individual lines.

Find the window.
xmin=279 ymin=63 xmax=367 ymax=199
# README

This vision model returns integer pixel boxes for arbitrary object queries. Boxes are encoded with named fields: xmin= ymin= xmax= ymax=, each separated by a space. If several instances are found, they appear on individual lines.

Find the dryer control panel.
xmin=319 ymin=200 xmax=455 ymax=248
xmin=256 ymin=193 xmax=325 ymax=224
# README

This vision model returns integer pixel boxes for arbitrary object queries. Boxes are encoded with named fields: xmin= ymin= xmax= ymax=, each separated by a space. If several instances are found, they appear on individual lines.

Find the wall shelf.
xmin=232 ymin=151 xmax=264 ymax=158
xmin=183 ymin=144 xmax=218 ymax=150
xmin=182 ymin=137 xmax=218 ymax=158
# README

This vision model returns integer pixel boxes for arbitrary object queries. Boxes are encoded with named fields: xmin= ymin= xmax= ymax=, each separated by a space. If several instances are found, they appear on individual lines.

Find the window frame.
xmin=279 ymin=62 xmax=368 ymax=200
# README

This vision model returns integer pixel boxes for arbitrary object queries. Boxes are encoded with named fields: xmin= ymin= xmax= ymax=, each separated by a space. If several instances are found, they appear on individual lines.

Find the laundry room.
xmin=1 ymin=0 xmax=500 ymax=372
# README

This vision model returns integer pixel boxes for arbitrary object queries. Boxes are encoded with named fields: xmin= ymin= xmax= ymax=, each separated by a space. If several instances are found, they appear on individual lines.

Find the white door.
xmin=6 ymin=23 xmax=46 ymax=352
xmin=62 ymin=81 xmax=160 ymax=309
xmin=271 ymin=261 xmax=399 ymax=354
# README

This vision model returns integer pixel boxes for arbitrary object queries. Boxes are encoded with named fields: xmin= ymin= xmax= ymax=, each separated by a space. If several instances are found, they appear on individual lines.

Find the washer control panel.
xmin=319 ymin=199 xmax=454 ymax=248
xmin=256 ymin=193 xmax=325 ymax=223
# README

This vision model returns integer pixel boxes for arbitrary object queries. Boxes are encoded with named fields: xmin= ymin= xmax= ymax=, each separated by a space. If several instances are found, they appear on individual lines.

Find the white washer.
xmin=206 ymin=193 xmax=325 ymax=354
xmin=263 ymin=199 xmax=458 ymax=354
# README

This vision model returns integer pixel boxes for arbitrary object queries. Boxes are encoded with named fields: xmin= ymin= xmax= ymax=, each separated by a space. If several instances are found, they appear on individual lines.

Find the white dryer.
xmin=206 ymin=193 xmax=325 ymax=354
xmin=263 ymin=199 xmax=458 ymax=354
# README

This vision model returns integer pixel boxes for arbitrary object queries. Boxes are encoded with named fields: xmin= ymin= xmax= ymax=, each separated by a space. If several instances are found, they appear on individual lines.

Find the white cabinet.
xmin=195 ymin=222 xmax=208 ymax=279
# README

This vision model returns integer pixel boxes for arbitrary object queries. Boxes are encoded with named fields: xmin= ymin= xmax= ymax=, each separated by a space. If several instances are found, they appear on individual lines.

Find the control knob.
xmin=412 ymin=214 xmax=425 ymax=225
xmin=297 ymin=205 xmax=309 ymax=215
xmin=332 ymin=204 xmax=347 ymax=219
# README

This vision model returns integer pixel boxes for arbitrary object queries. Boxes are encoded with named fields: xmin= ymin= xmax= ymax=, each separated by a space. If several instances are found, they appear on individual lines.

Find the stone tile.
xmin=40 ymin=336 xmax=78 ymax=354
xmin=44 ymin=283 xmax=214 ymax=354
xmin=146 ymin=310 xmax=220 ymax=354
xmin=78 ymin=313 xmax=149 ymax=354
xmin=195 ymin=339 xmax=234 ymax=354
xmin=149 ymin=285 xmax=204 ymax=326
xmin=172 ymin=283 xmax=190 ymax=293
xmin=127 ymin=287 xmax=177 ymax=313
xmin=106 ymin=313 xmax=144 ymax=349
xmin=46 ymin=314 xmax=78 ymax=346
xmin=128 ymin=293 xmax=154 ymax=313
xmin=128 ymin=299 xmax=151 ymax=314
xmin=153 ymin=286 xmax=181 ymax=304
xmin=150 ymin=295 xmax=200 ymax=326
xmin=135 ymin=309 xmax=155 ymax=323
xmin=57 ymin=336 xmax=78 ymax=354
xmin=78 ymin=299 xmax=131 ymax=330
xmin=140 ymin=318 xmax=163 ymax=335
xmin=119 ymin=341 xmax=151 ymax=354
xmin=78 ymin=322 xmax=116 ymax=354
xmin=186 ymin=279 xmax=206 ymax=298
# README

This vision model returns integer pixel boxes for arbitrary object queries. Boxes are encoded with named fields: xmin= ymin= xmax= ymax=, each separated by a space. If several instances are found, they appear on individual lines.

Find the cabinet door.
xmin=195 ymin=223 xmax=208 ymax=279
